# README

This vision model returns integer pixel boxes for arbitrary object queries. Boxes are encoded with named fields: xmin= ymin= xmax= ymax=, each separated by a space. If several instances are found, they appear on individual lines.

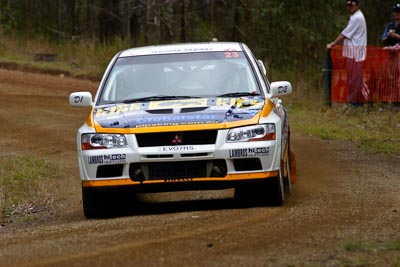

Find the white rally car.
xmin=70 ymin=42 xmax=296 ymax=218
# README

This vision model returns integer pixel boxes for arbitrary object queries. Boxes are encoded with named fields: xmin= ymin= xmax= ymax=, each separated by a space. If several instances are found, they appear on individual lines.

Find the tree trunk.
xmin=181 ymin=0 xmax=187 ymax=42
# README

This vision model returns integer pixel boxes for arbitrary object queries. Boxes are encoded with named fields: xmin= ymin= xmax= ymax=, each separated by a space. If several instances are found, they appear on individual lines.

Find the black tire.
xmin=234 ymin=175 xmax=284 ymax=207
xmin=283 ymin=138 xmax=292 ymax=194
xmin=284 ymin=158 xmax=292 ymax=193
xmin=82 ymin=186 xmax=104 ymax=219
xmin=233 ymin=184 xmax=254 ymax=206
xmin=283 ymin=134 xmax=292 ymax=193
xmin=265 ymin=174 xmax=284 ymax=206
xmin=82 ymin=186 xmax=137 ymax=219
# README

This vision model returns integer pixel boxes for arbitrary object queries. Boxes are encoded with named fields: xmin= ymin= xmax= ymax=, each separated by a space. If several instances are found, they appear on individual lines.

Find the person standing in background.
xmin=381 ymin=4 xmax=400 ymax=105
xmin=382 ymin=4 xmax=400 ymax=47
xmin=327 ymin=0 xmax=367 ymax=106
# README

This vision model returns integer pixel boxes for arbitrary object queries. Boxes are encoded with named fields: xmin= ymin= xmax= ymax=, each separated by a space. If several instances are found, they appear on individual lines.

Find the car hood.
xmin=92 ymin=97 xmax=267 ymax=132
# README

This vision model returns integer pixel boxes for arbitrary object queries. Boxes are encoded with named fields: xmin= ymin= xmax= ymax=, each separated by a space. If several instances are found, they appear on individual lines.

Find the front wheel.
xmin=283 ymin=150 xmax=292 ymax=194
xmin=234 ymin=174 xmax=284 ymax=207
xmin=266 ymin=168 xmax=284 ymax=206
xmin=82 ymin=186 xmax=107 ymax=219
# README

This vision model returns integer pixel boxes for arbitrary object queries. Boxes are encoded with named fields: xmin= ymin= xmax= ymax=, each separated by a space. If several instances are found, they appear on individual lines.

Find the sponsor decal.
xmin=235 ymin=97 xmax=262 ymax=108
xmin=164 ymin=178 xmax=194 ymax=182
xmin=136 ymin=114 xmax=218 ymax=126
xmin=96 ymin=103 xmax=142 ymax=117
xmin=93 ymin=97 xmax=265 ymax=129
xmin=229 ymin=147 xmax=269 ymax=158
xmin=149 ymin=47 xmax=213 ymax=55
xmin=88 ymin=154 xmax=127 ymax=164
xmin=216 ymin=98 xmax=238 ymax=106
xmin=95 ymin=98 xmax=263 ymax=118
xmin=149 ymin=99 xmax=208 ymax=109
xmin=161 ymin=145 xmax=195 ymax=152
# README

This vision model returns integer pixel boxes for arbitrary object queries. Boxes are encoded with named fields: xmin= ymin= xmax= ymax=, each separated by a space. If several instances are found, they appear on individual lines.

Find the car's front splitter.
xmin=82 ymin=171 xmax=279 ymax=189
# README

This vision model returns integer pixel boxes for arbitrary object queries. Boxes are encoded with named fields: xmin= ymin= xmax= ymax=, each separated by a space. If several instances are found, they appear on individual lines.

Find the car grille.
xmin=129 ymin=160 xmax=227 ymax=181
xmin=149 ymin=161 xmax=206 ymax=179
xmin=136 ymin=130 xmax=218 ymax=147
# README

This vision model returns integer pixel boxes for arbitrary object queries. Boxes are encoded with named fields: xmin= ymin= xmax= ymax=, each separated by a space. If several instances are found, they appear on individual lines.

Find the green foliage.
xmin=0 ymin=0 xmax=387 ymax=75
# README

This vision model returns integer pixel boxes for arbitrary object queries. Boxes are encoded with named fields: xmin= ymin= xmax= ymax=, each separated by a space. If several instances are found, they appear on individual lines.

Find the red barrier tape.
xmin=330 ymin=46 xmax=400 ymax=103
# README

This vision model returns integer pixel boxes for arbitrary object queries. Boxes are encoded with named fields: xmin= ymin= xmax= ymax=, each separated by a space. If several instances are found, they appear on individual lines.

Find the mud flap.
xmin=289 ymin=144 xmax=297 ymax=184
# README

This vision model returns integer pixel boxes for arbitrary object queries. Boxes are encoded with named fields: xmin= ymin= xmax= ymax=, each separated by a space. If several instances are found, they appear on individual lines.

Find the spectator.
xmin=382 ymin=4 xmax=400 ymax=47
xmin=381 ymin=4 xmax=400 ymax=106
xmin=327 ymin=0 xmax=367 ymax=106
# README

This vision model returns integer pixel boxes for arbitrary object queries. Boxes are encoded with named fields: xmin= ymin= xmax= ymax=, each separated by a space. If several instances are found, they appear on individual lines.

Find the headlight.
xmin=81 ymin=134 xmax=128 ymax=150
xmin=226 ymin=124 xmax=275 ymax=142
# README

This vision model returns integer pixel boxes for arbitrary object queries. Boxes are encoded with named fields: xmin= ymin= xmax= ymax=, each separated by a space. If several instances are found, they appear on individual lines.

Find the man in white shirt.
xmin=327 ymin=0 xmax=367 ymax=106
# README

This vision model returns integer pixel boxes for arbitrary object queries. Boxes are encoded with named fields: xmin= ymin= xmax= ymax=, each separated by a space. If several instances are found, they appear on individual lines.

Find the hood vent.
xmin=145 ymin=106 xmax=209 ymax=114
xmin=180 ymin=107 xmax=209 ymax=113
xmin=146 ymin=109 xmax=173 ymax=114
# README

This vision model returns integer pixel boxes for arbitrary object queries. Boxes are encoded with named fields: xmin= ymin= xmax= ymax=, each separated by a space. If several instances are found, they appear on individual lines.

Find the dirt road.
xmin=0 ymin=69 xmax=399 ymax=267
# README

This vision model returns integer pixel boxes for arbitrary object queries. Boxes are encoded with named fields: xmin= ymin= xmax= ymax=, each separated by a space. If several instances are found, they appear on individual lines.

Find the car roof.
xmin=119 ymin=42 xmax=244 ymax=58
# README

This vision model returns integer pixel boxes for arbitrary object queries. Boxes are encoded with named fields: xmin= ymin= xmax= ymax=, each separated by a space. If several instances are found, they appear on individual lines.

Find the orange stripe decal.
xmin=82 ymin=171 xmax=279 ymax=187
xmin=261 ymin=98 xmax=274 ymax=117
xmin=86 ymin=107 xmax=95 ymax=127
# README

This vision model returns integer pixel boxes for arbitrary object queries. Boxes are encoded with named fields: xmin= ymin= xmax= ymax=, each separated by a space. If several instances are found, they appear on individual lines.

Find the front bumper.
xmin=78 ymin=129 xmax=282 ymax=190
xmin=82 ymin=171 xmax=279 ymax=193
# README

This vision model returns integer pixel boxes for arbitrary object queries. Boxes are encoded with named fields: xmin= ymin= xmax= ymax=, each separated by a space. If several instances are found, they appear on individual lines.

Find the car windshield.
xmin=98 ymin=51 xmax=261 ymax=104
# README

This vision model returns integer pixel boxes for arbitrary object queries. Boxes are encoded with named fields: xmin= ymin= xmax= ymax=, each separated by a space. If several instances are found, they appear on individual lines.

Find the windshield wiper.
xmin=217 ymin=92 xmax=261 ymax=97
xmin=122 ymin=95 xmax=199 ymax=103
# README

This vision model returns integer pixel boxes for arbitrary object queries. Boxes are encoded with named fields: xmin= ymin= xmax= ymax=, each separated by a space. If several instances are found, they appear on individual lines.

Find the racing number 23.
xmin=225 ymin=52 xmax=239 ymax=58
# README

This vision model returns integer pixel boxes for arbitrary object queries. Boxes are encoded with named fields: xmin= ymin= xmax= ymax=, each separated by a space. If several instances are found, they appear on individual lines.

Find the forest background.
xmin=0 ymin=0 xmax=395 ymax=83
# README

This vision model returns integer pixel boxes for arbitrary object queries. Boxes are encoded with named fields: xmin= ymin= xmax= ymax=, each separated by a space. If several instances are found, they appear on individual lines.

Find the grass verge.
xmin=340 ymin=240 xmax=400 ymax=267
xmin=287 ymin=102 xmax=400 ymax=155
xmin=342 ymin=240 xmax=400 ymax=252
xmin=0 ymin=35 xmax=132 ymax=80
xmin=0 ymin=155 xmax=61 ymax=223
